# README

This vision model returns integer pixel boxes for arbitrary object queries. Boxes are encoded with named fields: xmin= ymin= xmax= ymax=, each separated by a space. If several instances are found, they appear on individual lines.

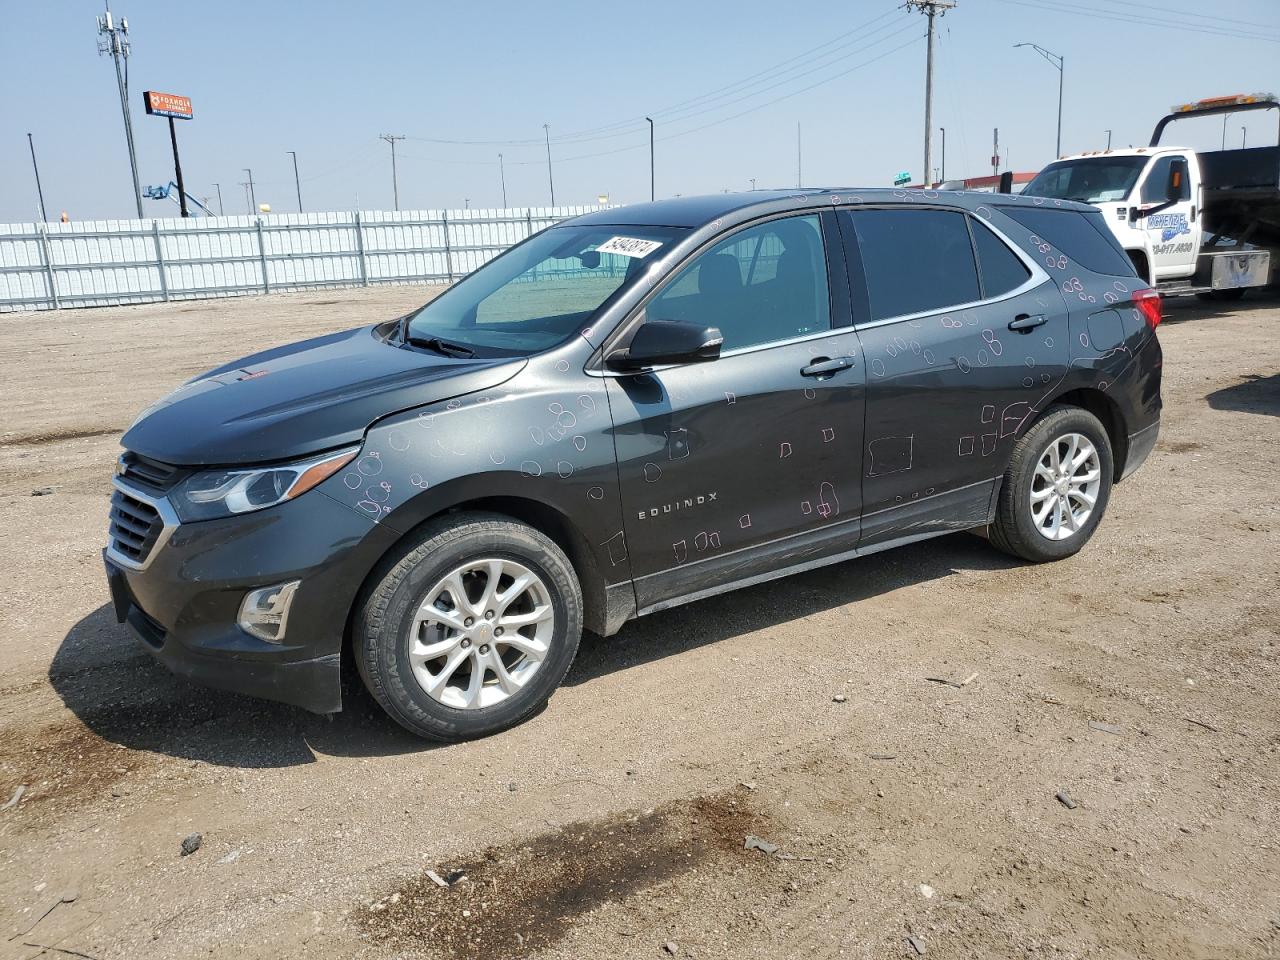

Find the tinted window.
xmin=1000 ymin=206 xmax=1137 ymax=277
xmin=647 ymin=215 xmax=830 ymax=350
xmin=1140 ymin=155 xmax=1191 ymax=203
xmin=849 ymin=209 xmax=980 ymax=321
xmin=971 ymin=220 xmax=1031 ymax=297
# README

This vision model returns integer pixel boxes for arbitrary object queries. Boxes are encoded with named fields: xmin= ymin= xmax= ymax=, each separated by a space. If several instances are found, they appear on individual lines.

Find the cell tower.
xmin=97 ymin=3 xmax=144 ymax=218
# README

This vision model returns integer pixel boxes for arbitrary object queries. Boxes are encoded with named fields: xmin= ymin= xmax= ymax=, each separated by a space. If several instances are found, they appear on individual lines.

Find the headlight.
xmin=171 ymin=447 xmax=359 ymax=522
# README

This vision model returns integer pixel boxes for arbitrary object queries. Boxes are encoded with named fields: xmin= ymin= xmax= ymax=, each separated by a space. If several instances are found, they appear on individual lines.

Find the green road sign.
xmin=893 ymin=171 xmax=912 ymax=186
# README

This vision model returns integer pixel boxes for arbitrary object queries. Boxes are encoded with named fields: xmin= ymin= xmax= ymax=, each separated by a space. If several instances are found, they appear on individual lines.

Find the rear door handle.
xmin=1009 ymin=313 xmax=1047 ymax=332
xmin=801 ymin=355 xmax=856 ymax=378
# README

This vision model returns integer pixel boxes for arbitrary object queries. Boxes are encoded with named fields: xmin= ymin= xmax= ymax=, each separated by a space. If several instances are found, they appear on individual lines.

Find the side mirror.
xmin=1166 ymin=158 xmax=1187 ymax=202
xmin=607 ymin=320 xmax=723 ymax=372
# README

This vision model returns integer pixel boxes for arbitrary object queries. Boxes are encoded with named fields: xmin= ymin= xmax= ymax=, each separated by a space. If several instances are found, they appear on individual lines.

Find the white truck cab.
xmin=1022 ymin=94 xmax=1279 ymax=297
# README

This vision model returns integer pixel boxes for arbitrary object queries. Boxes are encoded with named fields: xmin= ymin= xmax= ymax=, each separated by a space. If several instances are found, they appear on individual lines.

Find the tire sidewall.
xmin=1007 ymin=408 xmax=1114 ymax=561
xmin=367 ymin=523 xmax=582 ymax=740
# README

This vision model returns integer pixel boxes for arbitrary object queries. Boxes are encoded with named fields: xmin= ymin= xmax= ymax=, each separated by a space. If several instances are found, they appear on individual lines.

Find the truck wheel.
xmin=989 ymin=406 xmax=1114 ymax=563
xmin=354 ymin=512 xmax=582 ymax=741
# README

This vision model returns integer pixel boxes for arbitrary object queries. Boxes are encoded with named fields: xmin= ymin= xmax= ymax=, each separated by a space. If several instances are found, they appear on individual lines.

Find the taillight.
xmin=1133 ymin=288 xmax=1162 ymax=330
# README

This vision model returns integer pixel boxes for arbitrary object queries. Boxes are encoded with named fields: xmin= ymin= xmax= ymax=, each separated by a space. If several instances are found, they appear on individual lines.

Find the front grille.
xmin=118 ymin=452 xmax=186 ymax=492
xmin=109 ymin=488 xmax=165 ymax=565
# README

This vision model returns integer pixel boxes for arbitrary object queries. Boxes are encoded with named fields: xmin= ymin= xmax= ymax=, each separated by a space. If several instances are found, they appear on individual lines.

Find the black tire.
xmin=989 ymin=405 xmax=1114 ymax=563
xmin=354 ymin=511 xmax=582 ymax=741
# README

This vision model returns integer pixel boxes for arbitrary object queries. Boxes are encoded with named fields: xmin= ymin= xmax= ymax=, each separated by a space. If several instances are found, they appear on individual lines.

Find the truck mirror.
xmin=1167 ymin=158 xmax=1187 ymax=202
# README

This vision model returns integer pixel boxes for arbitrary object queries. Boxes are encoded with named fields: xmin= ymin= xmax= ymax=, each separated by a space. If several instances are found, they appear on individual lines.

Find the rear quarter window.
xmin=999 ymin=206 xmax=1137 ymax=278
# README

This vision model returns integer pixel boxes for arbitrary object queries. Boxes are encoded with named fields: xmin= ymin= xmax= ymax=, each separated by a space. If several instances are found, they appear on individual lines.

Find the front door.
xmin=838 ymin=205 xmax=1070 ymax=546
xmin=1136 ymin=153 xmax=1197 ymax=280
xmin=604 ymin=213 xmax=865 ymax=611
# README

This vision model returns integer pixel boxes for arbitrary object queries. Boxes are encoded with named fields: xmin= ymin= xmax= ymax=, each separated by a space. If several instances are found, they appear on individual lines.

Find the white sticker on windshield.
xmin=596 ymin=236 xmax=663 ymax=259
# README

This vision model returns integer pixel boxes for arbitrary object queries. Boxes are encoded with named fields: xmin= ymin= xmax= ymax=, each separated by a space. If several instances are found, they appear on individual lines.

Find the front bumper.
xmin=105 ymin=488 xmax=398 ymax=714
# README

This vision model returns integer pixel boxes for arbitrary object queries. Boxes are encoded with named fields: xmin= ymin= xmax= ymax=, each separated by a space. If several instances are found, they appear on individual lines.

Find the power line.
xmin=993 ymin=0 xmax=1280 ymax=43
xmin=403 ymin=9 xmax=912 ymax=148
xmin=1105 ymin=0 xmax=1280 ymax=32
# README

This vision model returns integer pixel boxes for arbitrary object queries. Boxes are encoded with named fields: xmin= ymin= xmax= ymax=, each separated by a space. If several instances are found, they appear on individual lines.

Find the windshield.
xmin=403 ymin=223 xmax=687 ymax=356
xmin=1023 ymin=156 xmax=1149 ymax=204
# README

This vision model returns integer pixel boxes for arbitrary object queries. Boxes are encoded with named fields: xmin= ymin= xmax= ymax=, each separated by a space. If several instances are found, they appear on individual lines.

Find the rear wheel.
xmin=355 ymin=513 xmax=582 ymax=741
xmin=989 ymin=406 xmax=1114 ymax=563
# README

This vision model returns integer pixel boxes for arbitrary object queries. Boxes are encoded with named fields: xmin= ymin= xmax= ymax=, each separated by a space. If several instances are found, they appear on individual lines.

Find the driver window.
xmin=646 ymin=215 xmax=830 ymax=351
xmin=1140 ymin=156 xmax=1191 ymax=204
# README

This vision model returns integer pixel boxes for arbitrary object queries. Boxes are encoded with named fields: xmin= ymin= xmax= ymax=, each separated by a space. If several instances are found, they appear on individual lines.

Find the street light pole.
xmin=213 ymin=182 xmax=224 ymax=216
xmin=287 ymin=151 xmax=302 ymax=212
xmin=1105 ymin=129 xmax=1112 ymax=150
xmin=1242 ymin=126 xmax=1247 ymax=148
xmin=645 ymin=117 xmax=655 ymax=201
xmin=26 ymin=133 xmax=48 ymax=222
xmin=543 ymin=123 xmax=555 ymax=207
xmin=940 ymin=126 xmax=946 ymax=183
xmin=498 ymin=153 xmax=508 ymax=208
xmin=1014 ymin=42 xmax=1064 ymax=158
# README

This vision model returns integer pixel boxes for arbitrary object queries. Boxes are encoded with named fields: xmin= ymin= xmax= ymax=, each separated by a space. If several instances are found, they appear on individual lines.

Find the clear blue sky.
xmin=2 ymin=0 xmax=1278 ymax=221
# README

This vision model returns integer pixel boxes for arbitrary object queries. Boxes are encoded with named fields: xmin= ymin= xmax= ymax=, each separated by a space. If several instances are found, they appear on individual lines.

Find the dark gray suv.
xmin=105 ymin=188 xmax=1163 ymax=740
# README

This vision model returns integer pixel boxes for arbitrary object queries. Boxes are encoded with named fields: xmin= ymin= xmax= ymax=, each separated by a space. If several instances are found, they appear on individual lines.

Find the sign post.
xmin=143 ymin=91 xmax=194 ymax=217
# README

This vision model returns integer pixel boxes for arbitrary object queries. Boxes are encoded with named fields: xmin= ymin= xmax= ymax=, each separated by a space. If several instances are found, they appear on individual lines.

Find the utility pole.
xmin=797 ymin=122 xmax=802 ymax=188
xmin=243 ymin=168 xmax=256 ymax=213
xmin=287 ymin=151 xmax=302 ymax=212
xmin=1242 ymin=126 xmax=1247 ymax=148
xmin=543 ymin=124 xmax=555 ymax=207
xmin=97 ymin=3 xmax=144 ymax=218
xmin=498 ymin=153 xmax=508 ymax=208
xmin=27 ymin=133 xmax=48 ymax=222
xmin=992 ymin=128 xmax=999 ymax=178
xmin=940 ymin=126 xmax=946 ymax=182
xmin=213 ymin=182 xmax=224 ymax=215
xmin=1221 ymin=114 xmax=1229 ymax=149
xmin=645 ymin=117 xmax=655 ymax=201
xmin=1014 ymin=43 xmax=1064 ymax=158
xmin=1105 ymin=129 xmax=1112 ymax=150
xmin=906 ymin=0 xmax=956 ymax=188
xmin=379 ymin=135 xmax=405 ymax=210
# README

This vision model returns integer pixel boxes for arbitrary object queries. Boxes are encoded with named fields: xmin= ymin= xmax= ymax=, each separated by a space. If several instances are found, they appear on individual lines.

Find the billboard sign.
xmin=143 ymin=91 xmax=193 ymax=120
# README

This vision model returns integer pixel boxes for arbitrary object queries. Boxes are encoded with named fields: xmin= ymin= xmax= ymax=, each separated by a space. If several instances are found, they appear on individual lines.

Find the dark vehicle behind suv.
xmin=106 ymin=189 xmax=1162 ymax=740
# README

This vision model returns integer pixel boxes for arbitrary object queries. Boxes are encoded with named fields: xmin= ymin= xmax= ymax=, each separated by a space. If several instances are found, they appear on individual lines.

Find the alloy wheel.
xmin=408 ymin=558 xmax=554 ymax=710
xmin=1029 ymin=432 xmax=1102 ymax=541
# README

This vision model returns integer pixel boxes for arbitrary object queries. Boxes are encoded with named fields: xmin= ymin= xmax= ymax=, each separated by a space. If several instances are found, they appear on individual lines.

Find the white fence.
xmin=0 ymin=205 xmax=605 ymax=313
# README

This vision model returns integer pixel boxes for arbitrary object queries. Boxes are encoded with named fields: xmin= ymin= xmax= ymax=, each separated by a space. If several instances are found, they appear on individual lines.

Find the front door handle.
xmin=1009 ymin=313 xmax=1047 ymax=332
xmin=801 ymin=355 xmax=855 ymax=378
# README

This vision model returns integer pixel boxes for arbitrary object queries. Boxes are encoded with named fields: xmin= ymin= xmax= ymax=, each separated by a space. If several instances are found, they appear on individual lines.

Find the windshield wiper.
xmin=405 ymin=334 xmax=476 ymax=358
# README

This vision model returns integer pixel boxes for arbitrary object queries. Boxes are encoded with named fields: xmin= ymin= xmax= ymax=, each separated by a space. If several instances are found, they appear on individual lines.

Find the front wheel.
xmin=354 ymin=513 xmax=583 ymax=741
xmin=989 ymin=406 xmax=1114 ymax=563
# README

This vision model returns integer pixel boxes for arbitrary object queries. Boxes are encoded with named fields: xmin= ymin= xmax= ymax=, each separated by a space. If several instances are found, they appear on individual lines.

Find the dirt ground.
xmin=0 ymin=284 xmax=1277 ymax=960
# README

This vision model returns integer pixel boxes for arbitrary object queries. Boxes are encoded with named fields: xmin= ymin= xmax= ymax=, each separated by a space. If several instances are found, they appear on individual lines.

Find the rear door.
xmin=838 ymin=205 xmax=1069 ymax=546
xmin=603 ymin=212 xmax=865 ymax=610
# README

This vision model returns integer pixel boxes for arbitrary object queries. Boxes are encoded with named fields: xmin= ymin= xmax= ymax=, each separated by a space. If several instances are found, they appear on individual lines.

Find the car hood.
xmin=121 ymin=324 xmax=526 ymax=466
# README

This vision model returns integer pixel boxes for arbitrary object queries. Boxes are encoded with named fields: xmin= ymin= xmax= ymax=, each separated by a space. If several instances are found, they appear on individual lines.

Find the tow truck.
xmin=1022 ymin=94 xmax=1279 ymax=298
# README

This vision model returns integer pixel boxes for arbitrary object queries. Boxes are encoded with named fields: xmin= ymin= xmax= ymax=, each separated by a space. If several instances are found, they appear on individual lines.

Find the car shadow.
xmin=48 ymin=605 xmax=433 ymax=768
xmin=1206 ymin=372 xmax=1279 ymax=417
xmin=565 ymin=532 xmax=1018 ymax=688
xmin=1160 ymin=286 xmax=1280 ymax=325
xmin=50 ymin=533 xmax=1018 ymax=768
